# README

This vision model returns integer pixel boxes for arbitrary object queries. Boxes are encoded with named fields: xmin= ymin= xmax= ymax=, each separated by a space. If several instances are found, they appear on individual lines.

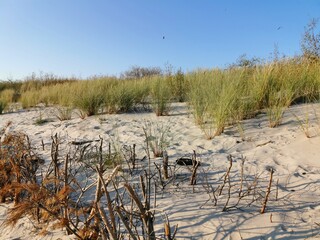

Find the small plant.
xmin=142 ymin=120 xmax=171 ymax=158
xmin=292 ymin=104 xmax=320 ymax=138
xmin=236 ymin=121 xmax=246 ymax=141
xmin=54 ymin=106 xmax=73 ymax=121
xmin=34 ymin=107 xmax=48 ymax=125
xmin=267 ymin=104 xmax=284 ymax=128
xmin=266 ymin=90 xmax=288 ymax=128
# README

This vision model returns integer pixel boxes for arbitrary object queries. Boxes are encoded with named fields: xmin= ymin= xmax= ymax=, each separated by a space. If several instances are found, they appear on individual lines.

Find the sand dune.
xmin=0 ymin=102 xmax=319 ymax=239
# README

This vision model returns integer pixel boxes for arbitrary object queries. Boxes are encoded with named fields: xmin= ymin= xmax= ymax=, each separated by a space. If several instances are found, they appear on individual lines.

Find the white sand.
xmin=0 ymin=103 xmax=320 ymax=239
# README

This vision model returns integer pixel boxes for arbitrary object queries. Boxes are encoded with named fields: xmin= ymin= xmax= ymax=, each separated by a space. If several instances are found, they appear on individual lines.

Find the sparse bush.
xmin=301 ymin=18 xmax=320 ymax=62
xmin=120 ymin=65 xmax=162 ymax=79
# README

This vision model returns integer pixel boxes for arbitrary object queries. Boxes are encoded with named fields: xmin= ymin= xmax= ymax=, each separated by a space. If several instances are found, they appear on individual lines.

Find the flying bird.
xmin=163 ymin=36 xmax=165 ymax=40
xmin=277 ymin=26 xmax=283 ymax=30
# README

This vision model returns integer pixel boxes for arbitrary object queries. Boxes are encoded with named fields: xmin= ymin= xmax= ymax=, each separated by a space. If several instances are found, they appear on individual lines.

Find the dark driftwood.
xmin=70 ymin=140 xmax=99 ymax=145
xmin=176 ymin=157 xmax=200 ymax=166
xmin=163 ymin=150 xmax=169 ymax=179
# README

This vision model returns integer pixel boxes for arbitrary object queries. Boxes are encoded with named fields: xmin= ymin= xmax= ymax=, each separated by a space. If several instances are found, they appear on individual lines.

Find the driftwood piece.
xmin=261 ymin=167 xmax=274 ymax=214
xmin=218 ymin=155 xmax=233 ymax=196
xmin=176 ymin=157 xmax=200 ymax=166
xmin=163 ymin=150 xmax=169 ymax=179
xmin=70 ymin=139 xmax=100 ymax=145
xmin=190 ymin=152 xmax=200 ymax=185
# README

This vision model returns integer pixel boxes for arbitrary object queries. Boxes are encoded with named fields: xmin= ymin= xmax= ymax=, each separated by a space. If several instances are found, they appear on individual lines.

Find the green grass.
xmin=72 ymin=80 xmax=106 ymax=117
xmin=4 ymin=56 xmax=320 ymax=139
xmin=0 ymin=89 xmax=16 ymax=113
xmin=186 ymin=58 xmax=320 ymax=137
xmin=149 ymin=76 xmax=172 ymax=116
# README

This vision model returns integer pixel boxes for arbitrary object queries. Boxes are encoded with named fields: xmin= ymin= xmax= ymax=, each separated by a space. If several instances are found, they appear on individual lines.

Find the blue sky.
xmin=0 ymin=0 xmax=319 ymax=80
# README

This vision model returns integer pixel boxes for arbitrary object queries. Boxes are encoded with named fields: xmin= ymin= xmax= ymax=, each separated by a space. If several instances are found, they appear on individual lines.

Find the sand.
xmin=0 ymin=102 xmax=320 ymax=240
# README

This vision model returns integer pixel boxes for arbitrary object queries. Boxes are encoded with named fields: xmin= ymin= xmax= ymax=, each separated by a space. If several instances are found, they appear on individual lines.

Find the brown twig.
xmin=239 ymin=156 xmax=246 ymax=197
xmin=222 ymin=174 xmax=232 ymax=212
xmin=115 ymin=206 xmax=138 ymax=240
xmin=190 ymin=151 xmax=200 ymax=185
xmin=261 ymin=168 xmax=274 ymax=214
xmin=163 ymin=150 xmax=169 ymax=180
xmin=275 ymin=178 xmax=279 ymax=201
xmin=219 ymin=155 xmax=233 ymax=196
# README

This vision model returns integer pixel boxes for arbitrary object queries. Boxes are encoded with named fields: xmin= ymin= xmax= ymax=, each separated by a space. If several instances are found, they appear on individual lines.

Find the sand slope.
xmin=0 ymin=103 xmax=320 ymax=239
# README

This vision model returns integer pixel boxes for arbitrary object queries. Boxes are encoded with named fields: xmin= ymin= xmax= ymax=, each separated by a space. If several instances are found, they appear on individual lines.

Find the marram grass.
xmin=4 ymin=57 xmax=320 ymax=138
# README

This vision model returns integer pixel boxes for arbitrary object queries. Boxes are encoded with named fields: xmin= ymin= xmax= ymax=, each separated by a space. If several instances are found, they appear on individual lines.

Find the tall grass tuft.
xmin=149 ymin=77 xmax=172 ymax=116
xmin=104 ymin=82 xmax=135 ymax=114
xmin=168 ymin=69 xmax=188 ymax=102
xmin=0 ymin=89 xmax=15 ymax=113
xmin=72 ymin=80 xmax=105 ymax=117
xmin=187 ymin=69 xmax=239 ymax=138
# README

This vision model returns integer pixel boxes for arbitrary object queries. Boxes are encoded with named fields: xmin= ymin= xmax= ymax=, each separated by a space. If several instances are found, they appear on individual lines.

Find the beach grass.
xmin=1 ymin=57 xmax=319 ymax=137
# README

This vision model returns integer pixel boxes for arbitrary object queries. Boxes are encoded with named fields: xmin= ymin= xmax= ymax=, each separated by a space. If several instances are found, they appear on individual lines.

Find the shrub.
xmin=301 ymin=18 xmax=320 ymax=62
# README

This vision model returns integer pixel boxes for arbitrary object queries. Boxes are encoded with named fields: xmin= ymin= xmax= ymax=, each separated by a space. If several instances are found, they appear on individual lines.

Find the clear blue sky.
xmin=0 ymin=0 xmax=319 ymax=80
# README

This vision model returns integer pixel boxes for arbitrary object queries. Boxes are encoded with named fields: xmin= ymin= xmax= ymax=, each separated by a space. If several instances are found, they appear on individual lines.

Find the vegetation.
xmin=120 ymin=65 xmax=162 ymax=79
xmin=1 ymin=57 xmax=319 ymax=137
xmin=301 ymin=18 xmax=320 ymax=62
xmin=0 ymin=20 xmax=319 ymax=137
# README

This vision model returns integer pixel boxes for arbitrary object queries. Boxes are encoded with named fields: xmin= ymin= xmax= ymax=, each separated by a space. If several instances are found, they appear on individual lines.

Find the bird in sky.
xmin=277 ymin=26 xmax=283 ymax=30
xmin=163 ymin=36 xmax=165 ymax=40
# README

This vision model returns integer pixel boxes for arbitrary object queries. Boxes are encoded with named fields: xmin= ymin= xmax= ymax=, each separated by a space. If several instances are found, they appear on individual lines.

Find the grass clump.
xmin=72 ymin=80 xmax=105 ymax=117
xmin=187 ymin=69 xmax=239 ymax=139
xmin=104 ymin=82 xmax=135 ymax=113
xmin=142 ymin=120 xmax=171 ymax=157
xmin=149 ymin=77 xmax=172 ymax=116
xmin=0 ymin=101 xmax=6 ymax=114
xmin=0 ymin=89 xmax=14 ymax=114
xmin=186 ymin=58 xmax=320 ymax=138
xmin=168 ymin=68 xmax=188 ymax=102
xmin=54 ymin=106 xmax=73 ymax=121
